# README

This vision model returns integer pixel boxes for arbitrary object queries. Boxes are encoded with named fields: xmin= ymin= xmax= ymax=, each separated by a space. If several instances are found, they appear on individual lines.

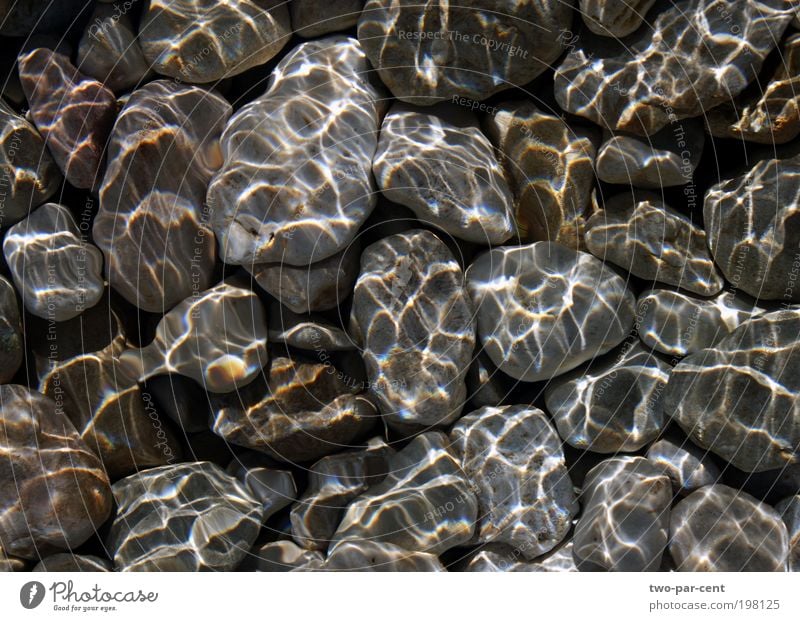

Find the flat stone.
xmin=139 ymin=0 xmax=290 ymax=83
xmin=664 ymin=308 xmax=800 ymax=472
xmin=0 ymin=384 xmax=112 ymax=559
xmin=94 ymin=80 xmax=231 ymax=312
xmin=545 ymin=342 xmax=671 ymax=453
xmin=636 ymin=288 xmax=763 ymax=357
xmin=248 ymin=242 xmax=360 ymax=314
xmin=248 ymin=541 xmax=324 ymax=571
xmin=776 ymin=495 xmax=800 ymax=572
xmin=0 ymin=276 xmax=23 ymax=383
xmin=450 ymin=405 xmax=576 ymax=558
xmin=555 ymin=0 xmax=793 ymax=135
xmin=585 ymin=192 xmax=723 ymax=296
xmin=227 ymin=455 xmax=297 ymax=521
xmin=646 ymin=436 xmax=721 ymax=495
xmin=40 ymin=351 xmax=182 ymax=479
xmin=670 ymin=484 xmax=789 ymax=571
xmin=706 ymin=34 xmax=800 ymax=144
xmin=580 ymin=0 xmax=656 ymax=37
xmin=0 ymin=98 xmax=60 ymax=225
xmin=332 ymin=432 xmax=478 ymax=554
xmin=291 ymin=438 xmax=393 ymax=550
xmin=77 ymin=2 xmax=151 ymax=92
xmin=466 ymin=241 xmax=635 ymax=382
xmin=705 ymin=152 xmax=800 ymax=300
xmin=268 ymin=304 xmax=354 ymax=351
xmin=357 ymin=0 xmax=572 ymax=104
xmin=33 ymin=554 xmax=111 ymax=572
xmin=326 ymin=541 xmax=446 ymax=571
xmin=292 ymin=0 xmax=363 ymax=37
xmin=483 ymin=100 xmax=599 ymax=248
xmin=4 ymin=203 xmax=104 ymax=321
xmin=573 ymin=456 xmax=672 ymax=571
xmin=210 ymin=354 xmax=376 ymax=462
xmin=596 ymin=120 xmax=704 ymax=188
xmin=373 ymin=103 xmax=515 ymax=244
xmin=107 ymin=462 xmax=263 ymax=571
xmin=207 ymin=37 xmax=381 ymax=266
xmin=18 ymin=48 xmax=117 ymax=189
xmin=118 ymin=281 xmax=268 ymax=393
xmin=352 ymin=230 xmax=475 ymax=428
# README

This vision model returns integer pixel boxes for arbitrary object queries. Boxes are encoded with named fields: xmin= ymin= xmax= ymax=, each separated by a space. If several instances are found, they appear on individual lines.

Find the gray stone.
xmin=464 ymin=540 xmax=578 ymax=572
xmin=227 ymin=456 xmax=297 ymax=521
xmin=326 ymin=541 xmax=446 ymax=571
xmin=291 ymin=0 xmax=363 ymax=37
xmin=465 ymin=351 xmax=511 ymax=409
xmin=0 ymin=276 xmax=22 ymax=383
xmin=580 ymin=0 xmax=656 ymax=37
xmin=646 ymin=436 xmax=721 ymax=495
xmin=249 ymin=541 xmax=324 ymax=571
xmin=466 ymin=241 xmax=635 ymax=382
xmin=268 ymin=304 xmax=354 ymax=351
xmin=33 ymin=554 xmax=111 ymax=572
xmin=775 ymin=495 xmax=800 ymax=572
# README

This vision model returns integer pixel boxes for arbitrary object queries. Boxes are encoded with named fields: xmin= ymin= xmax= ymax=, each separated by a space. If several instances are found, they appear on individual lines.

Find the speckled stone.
xmin=0 ymin=98 xmax=60 ymax=226
xmin=352 ymin=229 xmax=475 ymax=428
xmin=107 ymin=462 xmax=263 ymax=571
xmin=0 ymin=384 xmax=113 ymax=559
xmin=357 ymin=0 xmax=572 ymax=104
xmin=483 ymin=100 xmax=599 ymax=248
xmin=466 ymin=241 xmax=635 ymax=382
xmin=326 ymin=541 xmax=446 ymax=571
xmin=580 ymin=0 xmax=656 ymax=37
xmin=210 ymin=355 xmax=376 ymax=462
xmin=585 ymin=192 xmax=723 ymax=296
xmin=373 ymin=103 xmax=515 ymax=244
xmin=332 ymin=432 xmax=478 ymax=554
xmin=450 ymin=405 xmax=576 ymax=558
xmin=545 ymin=342 xmax=671 ymax=453
xmin=248 ymin=541 xmax=325 ymax=571
xmin=664 ymin=309 xmax=800 ymax=472
xmin=776 ymin=495 xmax=800 ymax=572
xmin=94 ymin=80 xmax=231 ymax=312
xmin=0 ymin=276 xmax=23 ymax=384
xmin=573 ymin=456 xmax=672 ymax=571
xmin=636 ymin=288 xmax=763 ymax=357
xmin=33 ymin=554 xmax=111 ymax=572
xmin=555 ymin=0 xmax=793 ymax=135
xmin=118 ymin=281 xmax=268 ymax=393
xmin=139 ymin=0 xmax=290 ymax=83
xmin=646 ymin=436 xmax=721 ymax=495
xmin=207 ymin=37 xmax=381 ymax=266
xmin=291 ymin=0 xmax=363 ymax=37
xmin=291 ymin=438 xmax=393 ymax=550
xmin=670 ymin=485 xmax=789 ymax=571
xmin=18 ymin=48 xmax=117 ymax=189
xmin=704 ymin=152 xmax=800 ymax=301
xmin=4 ymin=203 xmax=104 ymax=321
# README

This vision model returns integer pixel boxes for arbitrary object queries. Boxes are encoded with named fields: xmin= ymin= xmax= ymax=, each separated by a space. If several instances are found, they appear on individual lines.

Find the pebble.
xmin=118 ymin=281 xmax=268 ymax=393
xmin=248 ymin=541 xmax=324 ymax=571
xmin=77 ymin=2 xmax=151 ymax=92
xmin=466 ymin=241 xmax=635 ymax=382
xmin=464 ymin=541 xmax=578 ymax=572
xmin=465 ymin=351 xmax=511 ymax=409
xmin=18 ymin=47 xmax=117 ymax=189
xmin=268 ymin=304 xmax=354 ymax=351
xmin=0 ymin=545 xmax=26 ymax=572
xmin=0 ymin=384 xmax=112 ymax=559
xmin=107 ymin=462 xmax=263 ymax=571
xmin=33 ymin=554 xmax=111 ymax=572
xmin=332 ymin=432 xmax=478 ymax=554
xmin=555 ymin=0 xmax=793 ymax=135
xmin=248 ymin=242 xmax=360 ymax=314
xmin=373 ymin=103 xmax=515 ymax=244
xmin=705 ymin=152 xmax=800 ymax=300
xmin=0 ymin=276 xmax=23 ymax=383
xmin=352 ymin=230 xmax=475 ymax=428
xmin=636 ymin=288 xmax=763 ymax=357
xmin=646 ymin=435 xmax=721 ymax=495
xmin=669 ymin=485 xmax=789 ymax=571
xmin=207 ymin=36 xmax=381 ymax=266
xmin=573 ymin=456 xmax=672 ymax=571
xmin=544 ymin=341 xmax=671 ymax=453
xmin=0 ymin=98 xmax=60 ymax=225
xmin=775 ymin=495 xmax=800 ymax=572
xmin=450 ymin=405 xmax=577 ymax=558
xmin=357 ymin=0 xmax=572 ymax=104
xmin=139 ymin=0 xmax=290 ymax=83
xmin=579 ymin=0 xmax=656 ymax=37
xmin=706 ymin=34 xmax=800 ymax=144
xmin=482 ymin=100 xmax=598 ymax=248
xmin=4 ymin=203 xmax=104 ymax=321
xmin=326 ymin=541 xmax=446 ymax=571
xmin=596 ymin=120 xmax=704 ymax=188
xmin=227 ymin=456 xmax=297 ymax=521
xmin=664 ymin=308 xmax=800 ymax=472
xmin=210 ymin=354 xmax=376 ymax=462
xmin=291 ymin=0 xmax=363 ymax=37
xmin=585 ymin=192 xmax=724 ymax=296
xmin=291 ymin=439 xmax=393 ymax=550
xmin=94 ymin=80 xmax=231 ymax=312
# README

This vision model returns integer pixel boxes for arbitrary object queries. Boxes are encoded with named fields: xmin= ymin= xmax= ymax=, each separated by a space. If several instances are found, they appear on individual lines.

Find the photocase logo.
xmin=20 ymin=581 xmax=45 ymax=609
